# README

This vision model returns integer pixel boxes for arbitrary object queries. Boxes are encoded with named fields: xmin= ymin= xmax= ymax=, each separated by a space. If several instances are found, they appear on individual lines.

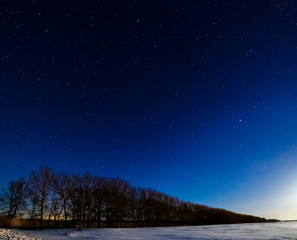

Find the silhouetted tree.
xmin=28 ymin=167 xmax=53 ymax=229
xmin=81 ymin=173 xmax=93 ymax=228
xmin=0 ymin=177 xmax=28 ymax=219
xmin=92 ymin=177 xmax=106 ymax=228
xmin=0 ymin=168 xmax=269 ymax=229
xmin=69 ymin=174 xmax=83 ymax=229
xmin=53 ymin=173 xmax=72 ymax=227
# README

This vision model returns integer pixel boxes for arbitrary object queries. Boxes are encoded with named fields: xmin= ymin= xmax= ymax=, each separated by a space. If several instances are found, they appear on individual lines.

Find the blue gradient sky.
xmin=1 ymin=0 xmax=297 ymax=220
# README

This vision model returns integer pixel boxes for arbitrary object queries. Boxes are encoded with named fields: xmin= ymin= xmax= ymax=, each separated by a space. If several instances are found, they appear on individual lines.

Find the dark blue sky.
xmin=2 ymin=0 xmax=297 ymax=219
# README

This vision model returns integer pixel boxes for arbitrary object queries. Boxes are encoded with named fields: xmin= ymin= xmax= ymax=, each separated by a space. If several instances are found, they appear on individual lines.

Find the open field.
xmin=1 ymin=221 xmax=297 ymax=240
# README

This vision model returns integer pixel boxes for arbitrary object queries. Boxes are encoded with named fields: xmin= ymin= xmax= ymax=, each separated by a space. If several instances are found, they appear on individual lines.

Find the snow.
xmin=0 ymin=228 xmax=46 ymax=240
xmin=2 ymin=221 xmax=297 ymax=239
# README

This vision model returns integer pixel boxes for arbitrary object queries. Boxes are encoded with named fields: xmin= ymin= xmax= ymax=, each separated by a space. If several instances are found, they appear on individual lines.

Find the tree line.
xmin=0 ymin=167 xmax=269 ymax=229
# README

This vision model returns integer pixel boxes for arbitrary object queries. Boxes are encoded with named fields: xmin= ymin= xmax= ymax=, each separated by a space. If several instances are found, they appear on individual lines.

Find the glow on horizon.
xmin=211 ymin=147 xmax=297 ymax=221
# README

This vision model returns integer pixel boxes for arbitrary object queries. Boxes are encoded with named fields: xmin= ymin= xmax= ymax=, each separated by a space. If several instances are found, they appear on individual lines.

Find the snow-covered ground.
xmin=0 ymin=228 xmax=47 ymax=240
xmin=2 ymin=221 xmax=297 ymax=240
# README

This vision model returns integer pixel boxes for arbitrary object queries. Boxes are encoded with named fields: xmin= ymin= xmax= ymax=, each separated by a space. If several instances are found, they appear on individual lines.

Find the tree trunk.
xmin=39 ymin=198 xmax=44 ymax=229
xmin=63 ymin=200 xmax=67 ymax=227
xmin=79 ymin=189 xmax=84 ymax=231
xmin=97 ymin=210 xmax=101 ymax=228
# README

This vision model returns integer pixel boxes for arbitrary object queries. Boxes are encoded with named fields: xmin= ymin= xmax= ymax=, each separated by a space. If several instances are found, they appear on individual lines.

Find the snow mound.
xmin=0 ymin=228 xmax=47 ymax=240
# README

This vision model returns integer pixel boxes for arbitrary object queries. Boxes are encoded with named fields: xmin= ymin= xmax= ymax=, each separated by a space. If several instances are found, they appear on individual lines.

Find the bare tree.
xmin=28 ymin=167 xmax=53 ymax=229
xmin=47 ymin=196 xmax=62 ymax=227
xmin=92 ymin=176 xmax=105 ymax=228
xmin=0 ymin=177 xmax=28 ymax=219
xmin=53 ymin=173 xmax=72 ymax=227
xmin=69 ymin=174 xmax=86 ymax=230
xmin=81 ymin=173 xmax=93 ymax=228
xmin=0 ymin=168 xmax=268 ymax=228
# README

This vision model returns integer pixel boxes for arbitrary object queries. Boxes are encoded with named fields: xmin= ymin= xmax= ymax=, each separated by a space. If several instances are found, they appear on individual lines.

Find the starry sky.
xmin=2 ymin=0 xmax=297 ymax=220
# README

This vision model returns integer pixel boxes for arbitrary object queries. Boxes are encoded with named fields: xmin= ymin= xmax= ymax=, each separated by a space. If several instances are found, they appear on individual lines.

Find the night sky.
xmin=2 ymin=0 xmax=297 ymax=220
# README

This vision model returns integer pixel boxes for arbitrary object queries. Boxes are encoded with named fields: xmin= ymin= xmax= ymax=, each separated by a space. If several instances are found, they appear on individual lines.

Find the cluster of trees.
xmin=0 ymin=167 xmax=268 ymax=229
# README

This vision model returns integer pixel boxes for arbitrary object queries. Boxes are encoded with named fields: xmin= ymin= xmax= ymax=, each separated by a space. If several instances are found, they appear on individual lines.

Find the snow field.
xmin=2 ymin=221 xmax=297 ymax=239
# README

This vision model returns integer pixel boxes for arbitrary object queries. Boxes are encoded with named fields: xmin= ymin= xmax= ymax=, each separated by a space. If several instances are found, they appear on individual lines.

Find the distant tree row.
xmin=0 ymin=167 xmax=268 ymax=229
